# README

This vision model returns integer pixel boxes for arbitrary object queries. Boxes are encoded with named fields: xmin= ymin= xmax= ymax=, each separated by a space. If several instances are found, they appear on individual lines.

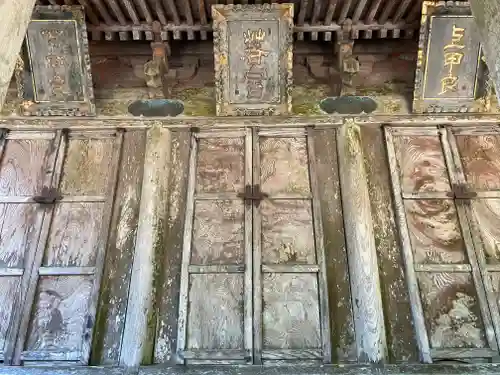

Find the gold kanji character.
xmin=440 ymin=75 xmax=459 ymax=94
xmin=444 ymin=52 xmax=464 ymax=66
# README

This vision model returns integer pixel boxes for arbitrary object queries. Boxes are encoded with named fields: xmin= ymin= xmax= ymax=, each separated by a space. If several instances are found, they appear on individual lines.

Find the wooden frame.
xmin=212 ymin=4 xmax=294 ymax=116
xmin=15 ymin=6 xmax=96 ymax=117
xmin=412 ymin=1 xmax=490 ymax=114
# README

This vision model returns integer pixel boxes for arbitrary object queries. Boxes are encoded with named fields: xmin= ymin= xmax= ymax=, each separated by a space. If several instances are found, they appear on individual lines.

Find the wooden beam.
xmin=470 ymin=0 xmax=500 ymax=102
xmin=120 ymin=125 xmax=172 ymax=366
xmin=0 ymin=0 xmax=36 ymax=111
xmin=337 ymin=119 xmax=387 ymax=363
xmin=2 ymin=364 xmax=500 ymax=375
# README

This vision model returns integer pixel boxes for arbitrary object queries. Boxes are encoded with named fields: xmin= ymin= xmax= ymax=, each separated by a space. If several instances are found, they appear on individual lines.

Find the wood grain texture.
xmin=312 ymin=128 xmax=355 ymax=363
xmin=191 ymin=200 xmax=245 ymax=265
xmin=392 ymin=135 xmax=451 ymax=194
xmin=260 ymin=200 xmax=315 ymax=265
xmin=360 ymin=127 xmax=417 ymax=362
xmin=337 ymin=120 xmax=387 ymax=363
xmin=0 ymin=277 xmax=21 ymax=355
xmin=0 ymin=0 xmax=36 ymax=110
xmin=470 ymin=199 xmax=500 ymax=265
xmin=120 ymin=126 xmax=172 ymax=367
xmin=404 ymin=199 xmax=468 ymax=265
xmin=259 ymin=137 xmax=310 ymax=197
xmin=11 ymin=130 xmax=64 ymax=366
xmin=178 ymin=133 xmax=250 ymax=364
xmin=0 ymin=138 xmax=55 ymax=196
xmin=417 ymin=272 xmax=487 ymax=350
xmin=195 ymin=137 xmax=244 ymax=194
xmin=262 ymin=274 xmax=321 ymax=350
xmin=8 ymin=131 xmax=123 ymax=365
xmin=60 ymin=138 xmax=114 ymax=196
xmin=154 ymin=130 xmax=190 ymax=364
xmin=25 ymin=275 xmax=93 ymax=352
xmin=187 ymin=274 xmax=244 ymax=350
xmin=90 ymin=130 xmax=146 ymax=365
xmin=43 ymin=202 xmax=105 ymax=267
xmin=456 ymin=135 xmax=500 ymax=192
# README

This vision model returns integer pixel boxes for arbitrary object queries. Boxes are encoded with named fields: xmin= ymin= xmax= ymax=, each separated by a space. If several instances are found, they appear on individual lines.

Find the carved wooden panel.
xmin=0 ymin=131 xmax=58 ymax=363
xmin=15 ymin=6 xmax=95 ymax=117
xmin=412 ymin=1 xmax=490 ymax=114
xmin=177 ymin=128 xmax=330 ymax=364
xmin=448 ymin=127 xmax=500 ymax=356
xmin=177 ymin=131 xmax=251 ymax=365
xmin=386 ymin=127 xmax=499 ymax=362
xmin=212 ymin=4 xmax=293 ymax=116
xmin=3 ymin=130 xmax=122 ymax=365
xmin=254 ymin=130 xmax=329 ymax=363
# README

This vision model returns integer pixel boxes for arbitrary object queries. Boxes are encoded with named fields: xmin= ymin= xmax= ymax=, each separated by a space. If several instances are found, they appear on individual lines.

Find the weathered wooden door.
xmin=0 ymin=129 xmax=122 ymax=365
xmin=176 ymin=128 xmax=331 ymax=365
xmin=385 ymin=126 xmax=500 ymax=363
xmin=0 ymin=131 xmax=61 ymax=363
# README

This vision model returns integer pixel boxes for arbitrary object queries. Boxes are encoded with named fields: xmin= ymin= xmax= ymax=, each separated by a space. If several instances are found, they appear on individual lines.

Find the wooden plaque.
xmin=212 ymin=4 xmax=294 ymax=116
xmin=412 ymin=1 xmax=490 ymax=113
xmin=15 ymin=6 xmax=96 ymax=116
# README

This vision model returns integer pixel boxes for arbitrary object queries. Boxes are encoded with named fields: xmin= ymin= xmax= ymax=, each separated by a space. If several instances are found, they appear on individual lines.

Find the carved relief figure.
xmin=31 ymin=290 xmax=67 ymax=350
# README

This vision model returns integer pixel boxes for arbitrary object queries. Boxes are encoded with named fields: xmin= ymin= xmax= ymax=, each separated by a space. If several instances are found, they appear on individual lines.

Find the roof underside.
xmin=35 ymin=0 xmax=428 ymax=41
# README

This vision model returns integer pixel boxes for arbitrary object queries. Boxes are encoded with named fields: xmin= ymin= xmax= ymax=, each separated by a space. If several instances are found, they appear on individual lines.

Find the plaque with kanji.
xmin=212 ymin=4 xmax=294 ymax=116
xmin=412 ymin=1 xmax=490 ymax=113
xmin=16 ymin=6 xmax=96 ymax=116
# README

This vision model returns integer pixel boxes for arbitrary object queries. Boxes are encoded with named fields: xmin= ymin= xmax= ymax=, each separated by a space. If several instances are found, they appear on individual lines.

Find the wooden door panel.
xmin=0 ymin=131 xmax=59 ymax=363
xmin=255 ymin=130 xmax=330 ymax=363
xmin=24 ymin=275 xmax=93 ymax=358
xmin=259 ymin=137 xmax=310 ymax=196
xmin=191 ymin=200 xmax=245 ymax=265
xmin=178 ymin=131 xmax=252 ymax=364
xmin=59 ymin=137 xmax=115 ymax=196
xmin=417 ymin=272 xmax=488 ymax=351
xmin=404 ymin=199 xmax=469 ymax=265
xmin=449 ymin=129 xmax=500 ymax=356
xmin=455 ymin=134 xmax=500 ymax=192
xmin=260 ymin=200 xmax=315 ymax=265
xmin=469 ymin=199 xmax=500 ymax=265
xmin=195 ymin=137 xmax=245 ymax=194
xmin=386 ymin=127 xmax=499 ymax=362
xmin=391 ymin=134 xmax=452 ymax=195
xmin=43 ymin=203 xmax=105 ymax=267
xmin=0 ymin=204 xmax=45 ymax=269
xmin=0 ymin=135 xmax=55 ymax=197
xmin=262 ymin=274 xmax=321 ymax=351
xmin=187 ymin=274 xmax=244 ymax=350
xmin=0 ymin=203 xmax=45 ymax=357
xmin=15 ymin=131 xmax=122 ymax=365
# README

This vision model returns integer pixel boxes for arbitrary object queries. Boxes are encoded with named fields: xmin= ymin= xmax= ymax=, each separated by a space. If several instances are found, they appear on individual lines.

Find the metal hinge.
xmin=32 ymin=186 xmax=62 ymax=204
xmin=446 ymin=183 xmax=477 ymax=199
xmin=237 ymin=184 xmax=269 ymax=207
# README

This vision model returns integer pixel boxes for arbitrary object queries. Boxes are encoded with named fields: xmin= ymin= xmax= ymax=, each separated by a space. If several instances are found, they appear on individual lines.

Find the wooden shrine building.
xmin=1 ymin=1 xmax=500 ymax=374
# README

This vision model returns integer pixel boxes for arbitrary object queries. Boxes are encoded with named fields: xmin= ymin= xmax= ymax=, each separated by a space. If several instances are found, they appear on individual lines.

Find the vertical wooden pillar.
xmin=0 ymin=0 xmax=36 ymax=110
xmin=470 ymin=0 xmax=500 ymax=102
xmin=120 ymin=125 xmax=172 ymax=367
xmin=337 ymin=119 xmax=387 ymax=363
